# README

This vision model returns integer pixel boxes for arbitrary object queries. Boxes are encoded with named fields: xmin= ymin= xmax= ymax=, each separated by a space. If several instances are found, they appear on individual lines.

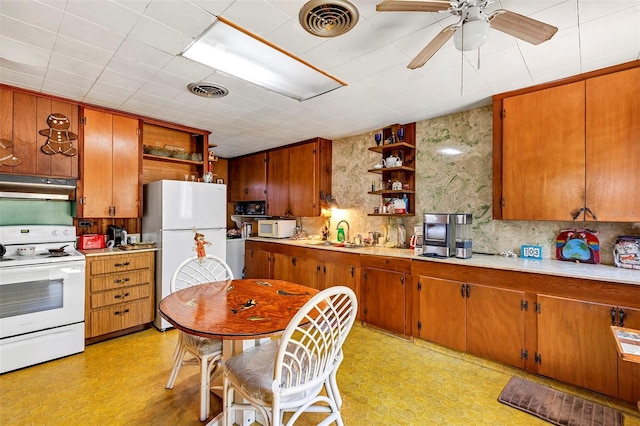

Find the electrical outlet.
xmin=78 ymin=220 xmax=92 ymax=228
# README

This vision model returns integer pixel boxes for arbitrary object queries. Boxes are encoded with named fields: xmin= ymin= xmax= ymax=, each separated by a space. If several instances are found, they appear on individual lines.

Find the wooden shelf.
xmin=368 ymin=190 xmax=415 ymax=195
xmin=368 ymin=213 xmax=415 ymax=217
xmin=143 ymin=154 xmax=204 ymax=165
xmin=368 ymin=166 xmax=415 ymax=173
xmin=368 ymin=142 xmax=415 ymax=153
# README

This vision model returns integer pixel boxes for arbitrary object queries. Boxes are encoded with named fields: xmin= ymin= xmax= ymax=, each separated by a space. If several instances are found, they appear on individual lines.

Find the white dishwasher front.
xmin=226 ymin=238 xmax=245 ymax=279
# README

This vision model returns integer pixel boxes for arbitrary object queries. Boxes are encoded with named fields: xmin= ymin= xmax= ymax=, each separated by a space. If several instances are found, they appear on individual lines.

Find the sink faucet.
xmin=336 ymin=220 xmax=350 ymax=243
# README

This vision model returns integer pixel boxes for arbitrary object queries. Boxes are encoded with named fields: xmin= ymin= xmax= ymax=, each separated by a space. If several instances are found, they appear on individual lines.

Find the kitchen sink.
xmin=305 ymin=241 xmax=368 ymax=249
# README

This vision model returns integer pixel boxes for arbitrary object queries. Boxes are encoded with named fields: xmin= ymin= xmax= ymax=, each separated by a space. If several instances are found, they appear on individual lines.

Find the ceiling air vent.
xmin=299 ymin=0 xmax=359 ymax=38
xmin=187 ymin=83 xmax=229 ymax=98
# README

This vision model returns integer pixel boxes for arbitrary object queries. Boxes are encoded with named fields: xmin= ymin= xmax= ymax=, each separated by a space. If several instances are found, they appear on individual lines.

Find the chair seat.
xmin=224 ymin=340 xmax=323 ymax=405
xmin=183 ymin=333 xmax=223 ymax=355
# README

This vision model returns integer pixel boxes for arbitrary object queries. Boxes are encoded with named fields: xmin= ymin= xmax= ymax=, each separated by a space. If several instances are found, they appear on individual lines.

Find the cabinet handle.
xmin=584 ymin=207 xmax=598 ymax=221
xmin=571 ymin=207 xmax=585 ymax=220
xmin=465 ymin=284 xmax=470 ymax=298
xmin=244 ymin=188 xmax=248 ymax=195
xmin=460 ymin=284 xmax=465 ymax=298
xmin=618 ymin=309 xmax=625 ymax=327
xmin=610 ymin=307 xmax=617 ymax=325
xmin=114 ymin=308 xmax=129 ymax=315
xmin=114 ymin=292 xmax=130 ymax=299
xmin=292 ymin=257 xmax=297 ymax=266
xmin=114 ymin=262 xmax=130 ymax=267
xmin=113 ymin=277 xmax=130 ymax=284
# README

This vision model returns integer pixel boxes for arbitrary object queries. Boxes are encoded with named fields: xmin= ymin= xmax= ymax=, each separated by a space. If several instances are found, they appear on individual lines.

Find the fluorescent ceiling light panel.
xmin=182 ymin=16 xmax=346 ymax=101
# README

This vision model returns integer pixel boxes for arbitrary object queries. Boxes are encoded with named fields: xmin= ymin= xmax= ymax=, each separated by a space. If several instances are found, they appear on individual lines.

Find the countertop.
xmin=81 ymin=247 xmax=157 ymax=256
xmin=247 ymin=237 xmax=640 ymax=286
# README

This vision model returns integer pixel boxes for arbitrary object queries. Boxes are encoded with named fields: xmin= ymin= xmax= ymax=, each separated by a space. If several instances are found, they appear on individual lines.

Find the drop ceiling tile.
xmin=41 ymin=78 xmax=88 ymax=100
xmin=115 ymin=38 xmax=174 ymax=69
xmin=128 ymin=16 xmax=192 ymax=55
xmin=107 ymin=54 xmax=162 ymax=81
xmin=64 ymin=0 xmax=140 ymax=34
xmin=0 ymin=67 xmax=44 ymax=90
xmin=96 ymin=68 xmax=146 ymax=91
xmin=578 ymin=0 xmax=639 ymax=23
xmin=88 ymin=80 xmax=136 ymax=99
xmin=53 ymin=35 xmax=114 ymax=68
xmin=0 ymin=0 xmax=63 ymax=32
xmin=0 ymin=15 xmax=56 ymax=50
xmin=0 ymin=57 xmax=46 ymax=78
xmin=189 ymin=0 xmax=234 ymax=15
xmin=113 ymin=0 xmax=152 ymax=14
xmin=161 ymin=56 xmax=216 ymax=82
xmin=302 ymin=42 xmax=353 ymax=70
xmin=327 ymin=19 xmax=389 ymax=58
xmin=0 ymin=36 xmax=50 ymax=67
xmin=265 ymin=19 xmax=326 ymax=56
xmin=59 ymin=13 xmax=126 ymax=52
xmin=367 ymin=8 xmax=438 ymax=42
xmin=143 ymin=0 xmax=214 ymax=38
xmin=48 ymin=52 xmax=104 ymax=80
xmin=221 ymin=1 xmax=291 ymax=37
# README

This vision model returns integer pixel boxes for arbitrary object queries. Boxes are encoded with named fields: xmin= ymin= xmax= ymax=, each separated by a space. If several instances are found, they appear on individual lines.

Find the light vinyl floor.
xmin=1 ymin=324 xmax=638 ymax=425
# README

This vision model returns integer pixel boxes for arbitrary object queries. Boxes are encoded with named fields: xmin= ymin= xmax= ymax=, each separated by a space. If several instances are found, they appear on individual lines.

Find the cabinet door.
xmin=111 ymin=115 xmax=139 ymax=217
xmin=244 ymin=249 xmax=271 ymax=279
xmin=82 ymin=109 xmax=114 ymax=217
xmin=618 ymin=306 xmax=640 ymax=403
xmin=320 ymin=260 xmax=358 ymax=319
xmin=289 ymin=142 xmax=317 ymax=217
xmin=362 ymin=268 xmax=407 ymax=335
xmin=229 ymin=153 xmax=267 ymax=202
xmin=586 ymin=67 xmax=640 ymax=222
xmin=537 ymin=295 xmax=618 ymax=397
xmin=417 ymin=276 xmax=466 ymax=352
xmin=266 ymin=148 xmax=290 ymax=216
xmin=272 ymin=253 xmax=318 ymax=289
xmin=466 ymin=284 xmax=525 ymax=369
xmin=501 ymin=82 xmax=585 ymax=220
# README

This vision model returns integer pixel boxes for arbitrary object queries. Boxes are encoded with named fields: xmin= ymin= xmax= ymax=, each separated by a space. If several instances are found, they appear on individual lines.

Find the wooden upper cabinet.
xmin=80 ymin=108 xmax=140 ymax=218
xmin=501 ymin=82 xmax=586 ymax=221
xmin=229 ymin=152 xmax=266 ymax=201
xmin=494 ymin=61 xmax=640 ymax=222
xmin=0 ymin=86 xmax=79 ymax=178
xmin=266 ymin=138 xmax=331 ymax=217
xmin=585 ymin=67 xmax=640 ymax=222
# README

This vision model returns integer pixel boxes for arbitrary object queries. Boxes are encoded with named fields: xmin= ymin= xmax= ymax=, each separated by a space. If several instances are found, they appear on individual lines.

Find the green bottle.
xmin=337 ymin=227 xmax=345 ymax=242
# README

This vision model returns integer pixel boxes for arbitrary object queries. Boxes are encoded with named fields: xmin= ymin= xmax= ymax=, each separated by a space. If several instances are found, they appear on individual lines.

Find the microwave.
xmin=257 ymin=220 xmax=296 ymax=239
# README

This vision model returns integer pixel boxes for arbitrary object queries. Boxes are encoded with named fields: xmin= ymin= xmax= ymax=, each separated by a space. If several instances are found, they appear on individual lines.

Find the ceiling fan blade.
xmin=489 ymin=10 xmax=558 ymax=45
xmin=376 ymin=0 xmax=451 ymax=13
xmin=407 ymin=25 xmax=457 ymax=69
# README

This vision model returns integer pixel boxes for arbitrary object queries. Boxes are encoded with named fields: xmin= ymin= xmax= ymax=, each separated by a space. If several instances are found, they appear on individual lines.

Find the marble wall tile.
xmin=318 ymin=105 xmax=640 ymax=265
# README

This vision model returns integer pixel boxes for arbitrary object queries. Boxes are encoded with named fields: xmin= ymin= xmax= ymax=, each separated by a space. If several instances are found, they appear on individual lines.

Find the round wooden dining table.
xmin=158 ymin=278 xmax=319 ymax=340
xmin=158 ymin=278 xmax=320 ymax=426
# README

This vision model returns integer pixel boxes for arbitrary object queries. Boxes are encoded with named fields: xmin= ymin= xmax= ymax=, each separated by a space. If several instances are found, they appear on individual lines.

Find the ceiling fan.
xmin=376 ymin=0 xmax=558 ymax=69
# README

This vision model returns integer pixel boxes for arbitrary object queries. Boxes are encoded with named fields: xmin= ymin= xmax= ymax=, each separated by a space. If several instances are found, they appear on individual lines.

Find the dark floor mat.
xmin=498 ymin=376 xmax=624 ymax=426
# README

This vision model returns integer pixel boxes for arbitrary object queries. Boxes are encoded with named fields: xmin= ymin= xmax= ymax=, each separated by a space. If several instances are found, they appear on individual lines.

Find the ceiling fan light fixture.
xmin=453 ymin=19 xmax=489 ymax=51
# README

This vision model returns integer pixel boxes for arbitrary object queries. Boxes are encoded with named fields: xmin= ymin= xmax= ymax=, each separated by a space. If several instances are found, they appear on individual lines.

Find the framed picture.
xmin=216 ymin=178 xmax=224 ymax=184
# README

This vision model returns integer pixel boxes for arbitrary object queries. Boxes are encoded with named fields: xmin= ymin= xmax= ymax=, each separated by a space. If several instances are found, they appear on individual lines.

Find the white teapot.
xmin=384 ymin=155 xmax=399 ymax=168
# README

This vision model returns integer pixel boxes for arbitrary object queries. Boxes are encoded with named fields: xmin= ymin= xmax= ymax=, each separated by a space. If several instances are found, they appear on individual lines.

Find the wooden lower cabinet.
xmin=417 ymin=276 xmax=526 ymax=368
xmin=537 ymin=295 xmax=640 ymax=400
xmin=85 ymin=251 xmax=155 ymax=343
xmin=618 ymin=307 xmax=640 ymax=403
xmin=272 ymin=252 xmax=319 ymax=289
xmin=361 ymin=256 xmax=411 ymax=337
xmin=244 ymin=247 xmax=271 ymax=279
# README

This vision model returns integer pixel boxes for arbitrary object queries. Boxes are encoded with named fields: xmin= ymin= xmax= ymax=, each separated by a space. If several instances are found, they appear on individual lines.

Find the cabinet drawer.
xmin=89 ymin=253 xmax=151 ymax=275
xmin=90 ymin=270 xmax=151 ymax=292
xmin=89 ymin=299 xmax=153 ymax=336
xmin=90 ymin=284 xmax=151 ymax=309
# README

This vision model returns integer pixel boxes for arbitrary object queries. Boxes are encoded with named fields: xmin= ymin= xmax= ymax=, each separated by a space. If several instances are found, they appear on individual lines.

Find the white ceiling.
xmin=1 ymin=0 xmax=639 ymax=158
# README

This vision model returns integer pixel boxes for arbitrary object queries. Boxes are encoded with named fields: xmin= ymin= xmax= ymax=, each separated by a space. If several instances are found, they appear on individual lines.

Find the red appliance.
xmin=78 ymin=233 xmax=105 ymax=250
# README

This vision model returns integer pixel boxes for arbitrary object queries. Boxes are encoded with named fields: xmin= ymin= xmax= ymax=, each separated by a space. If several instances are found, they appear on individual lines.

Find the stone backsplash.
xmin=302 ymin=105 xmax=639 ymax=266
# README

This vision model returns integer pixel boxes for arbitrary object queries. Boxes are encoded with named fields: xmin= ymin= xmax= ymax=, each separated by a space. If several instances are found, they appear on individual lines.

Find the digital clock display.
xmin=521 ymin=245 xmax=542 ymax=259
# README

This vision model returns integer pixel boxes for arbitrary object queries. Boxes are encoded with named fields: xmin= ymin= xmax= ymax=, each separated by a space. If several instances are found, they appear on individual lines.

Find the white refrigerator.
xmin=142 ymin=180 xmax=227 ymax=330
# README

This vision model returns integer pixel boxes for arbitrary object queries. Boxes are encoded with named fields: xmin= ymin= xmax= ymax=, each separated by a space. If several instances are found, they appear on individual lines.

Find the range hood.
xmin=0 ymin=174 xmax=77 ymax=201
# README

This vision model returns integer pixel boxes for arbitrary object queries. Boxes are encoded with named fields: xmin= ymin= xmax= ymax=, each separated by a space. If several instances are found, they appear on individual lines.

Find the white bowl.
xmin=17 ymin=246 xmax=35 ymax=256
xmin=373 ymin=164 xmax=384 ymax=169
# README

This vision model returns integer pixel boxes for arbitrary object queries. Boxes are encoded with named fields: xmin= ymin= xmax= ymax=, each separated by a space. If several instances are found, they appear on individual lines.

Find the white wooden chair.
xmin=222 ymin=286 xmax=358 ymax=426
xmin=166 ymin=255 xmax=233 ymax=421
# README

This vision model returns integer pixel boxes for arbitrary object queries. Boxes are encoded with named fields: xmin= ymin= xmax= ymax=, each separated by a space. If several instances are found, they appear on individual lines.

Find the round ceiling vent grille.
xmin=187 ymin=83 xmax=229 ymax=98
xmin=299 ymin=0 xmax=359 ymax=38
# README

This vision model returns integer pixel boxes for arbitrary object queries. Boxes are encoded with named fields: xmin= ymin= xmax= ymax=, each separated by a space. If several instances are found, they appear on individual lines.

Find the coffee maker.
xmin=422 ymin=213 xmax=473 ymax=258
xmin=107 ymin=225 xmax=127 ymax=247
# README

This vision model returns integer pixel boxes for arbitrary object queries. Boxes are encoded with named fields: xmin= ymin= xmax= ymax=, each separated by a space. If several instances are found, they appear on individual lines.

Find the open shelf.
xmin=143 ymin=154 xmax=204 ymax=165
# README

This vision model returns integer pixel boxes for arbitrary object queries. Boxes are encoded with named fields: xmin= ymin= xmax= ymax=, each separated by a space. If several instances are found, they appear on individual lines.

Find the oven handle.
xmin=0 ymin=262 xmax=85 ymax=281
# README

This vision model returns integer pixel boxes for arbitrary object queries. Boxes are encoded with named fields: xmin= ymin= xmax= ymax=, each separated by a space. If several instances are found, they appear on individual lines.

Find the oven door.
xmin=0 ymin=261 xmax=85 ymax=339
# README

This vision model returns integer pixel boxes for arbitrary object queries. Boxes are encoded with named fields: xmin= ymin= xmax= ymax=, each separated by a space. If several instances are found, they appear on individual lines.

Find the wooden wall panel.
xmin=13 ymin=92 xmax=38 ymax=175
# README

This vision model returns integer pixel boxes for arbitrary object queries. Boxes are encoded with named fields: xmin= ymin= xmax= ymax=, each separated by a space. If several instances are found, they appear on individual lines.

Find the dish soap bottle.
xmin=402 ymin=194 xmax=409 ymax=213
xmin=337 ymin=227 xmax=345 ymax=242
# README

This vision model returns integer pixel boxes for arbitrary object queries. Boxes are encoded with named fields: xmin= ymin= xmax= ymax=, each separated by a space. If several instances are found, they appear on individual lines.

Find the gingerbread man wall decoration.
xmin=0 ymin=139 xmax=22 ymax=167
xmin=39 ymin=113 xmax=78 ymax=156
